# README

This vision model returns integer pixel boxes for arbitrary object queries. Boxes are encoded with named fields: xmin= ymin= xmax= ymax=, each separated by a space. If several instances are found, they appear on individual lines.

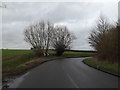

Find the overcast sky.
xmin=1 ymin=1 xmax=118 ymax=50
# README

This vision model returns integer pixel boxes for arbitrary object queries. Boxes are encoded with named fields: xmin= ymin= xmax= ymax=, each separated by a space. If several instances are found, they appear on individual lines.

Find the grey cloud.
xmin=2 ymin=2 xmax=59 ymax=23
xmin=2 ymin=2 xmax=117 ymax=50
xmin=42 ymin=2 xmax=102 ymax=23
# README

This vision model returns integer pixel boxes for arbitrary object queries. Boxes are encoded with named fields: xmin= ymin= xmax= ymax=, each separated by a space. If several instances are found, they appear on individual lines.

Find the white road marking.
xmin=61 ymin=64 xmax=79 ymax=88
xmin=66 ymin=73 xmax=79 ymax=88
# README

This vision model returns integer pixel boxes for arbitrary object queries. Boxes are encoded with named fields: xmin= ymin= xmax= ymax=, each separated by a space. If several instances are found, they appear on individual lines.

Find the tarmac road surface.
xmin=9 ymin=58 xmax=119 ymax=88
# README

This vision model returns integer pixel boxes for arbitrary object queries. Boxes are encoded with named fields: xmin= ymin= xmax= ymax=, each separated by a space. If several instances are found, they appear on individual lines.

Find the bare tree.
xmin=44 ymin=22 xmax=54 ymax=55
xmin=51 ymin=25 xmax=76 ymax=56
xmin=88 ymin=16 xmax=118 ymax=63
xmin=24 ymin=21 xmax=53 ymax=56
xmin=89 ymin=16 xmax=112 ymax=51
xmin=24 ymin=21 xmax=76 ymax=56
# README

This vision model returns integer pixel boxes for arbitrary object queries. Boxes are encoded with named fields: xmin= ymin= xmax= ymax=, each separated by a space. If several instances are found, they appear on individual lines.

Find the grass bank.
xmin=83 ymin=58 xmax=119 ymax=76
xmin=2 ymin=49 xmax=95 ymax=78
xmin=3 ymin=56 xmax=62 ymax=78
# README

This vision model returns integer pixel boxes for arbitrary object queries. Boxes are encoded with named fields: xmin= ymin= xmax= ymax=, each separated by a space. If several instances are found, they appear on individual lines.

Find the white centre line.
xmin=66 ymin=73 xmax=79 ymax=88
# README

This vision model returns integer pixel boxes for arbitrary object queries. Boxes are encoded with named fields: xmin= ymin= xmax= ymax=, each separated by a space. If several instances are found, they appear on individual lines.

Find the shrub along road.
xmin=9 ymin=58 xmax=118 ymax=88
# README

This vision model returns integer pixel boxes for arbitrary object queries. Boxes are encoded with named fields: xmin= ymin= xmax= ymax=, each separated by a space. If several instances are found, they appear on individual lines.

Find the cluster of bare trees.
xmin=89 ymin=16 xmax=119 ymax=63
xmin=24 ymin=21 xmax=75 ymax=56
xmin=51 ymin=25 xmax=76 ymax=56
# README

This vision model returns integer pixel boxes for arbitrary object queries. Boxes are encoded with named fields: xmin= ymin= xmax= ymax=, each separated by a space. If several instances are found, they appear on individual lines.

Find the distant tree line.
xmin=24 ymin=21 xmax=76 ymax=56
xmin=89 ymin=16 xmax=119 ymax=63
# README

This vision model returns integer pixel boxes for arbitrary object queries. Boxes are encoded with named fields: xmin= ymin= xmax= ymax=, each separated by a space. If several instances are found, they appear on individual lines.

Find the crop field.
xmin=63 ymin=51 xmax=95 ymax=57
xmin=2 ymin=49 xmax=31 ymax=60
xmin=2 ymin=49 xmax=95 ymax=60
xmin=2 ymin=49 xmax=95 ymax=78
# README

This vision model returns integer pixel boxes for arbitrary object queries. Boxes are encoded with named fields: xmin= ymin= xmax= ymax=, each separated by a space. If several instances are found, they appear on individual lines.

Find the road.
xmin=9 ymin=58 xmax=118 ymax=88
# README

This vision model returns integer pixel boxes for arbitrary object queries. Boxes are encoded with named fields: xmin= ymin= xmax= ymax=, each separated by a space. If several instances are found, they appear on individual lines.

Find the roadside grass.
xmin=3 ymin=54 xmax=32 ymax=78
xmin=2 ymin=49 xmax=95 ymax=78
xmin=3 ymin=56 xmax=62 ymax=78
xmin=83 ymin=58 xmax=119 ymax=76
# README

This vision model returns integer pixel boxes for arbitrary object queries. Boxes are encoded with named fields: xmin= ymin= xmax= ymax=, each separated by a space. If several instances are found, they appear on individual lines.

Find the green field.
xmin=2 ymin=49 xmax=33 ymax=77
xmin=2 ymin=49 xmax=95 ymax=60
xmin=2 ymin=49 xmax=95 ymax=78
xmin=2 ymin=49 xmax=31 ymax=60
xmin=63 ymin=51 xmax=95 ymax=57
xmin=83 ymin=58 xmax=119 ymax=76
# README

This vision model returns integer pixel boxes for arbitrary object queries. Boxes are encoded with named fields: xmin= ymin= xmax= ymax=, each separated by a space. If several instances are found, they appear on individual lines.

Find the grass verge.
xmin=3 ymin=56 xmax=62 ymax=78
xmin=83 ymin=58 xmax=119 ymax=76
xmin=2 ymin=49 xmax=95 ymax=78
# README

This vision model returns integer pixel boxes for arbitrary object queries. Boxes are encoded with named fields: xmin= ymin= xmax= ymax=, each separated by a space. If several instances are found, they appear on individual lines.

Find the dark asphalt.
xmin=9 ymin=58 xmax=119 ymax=88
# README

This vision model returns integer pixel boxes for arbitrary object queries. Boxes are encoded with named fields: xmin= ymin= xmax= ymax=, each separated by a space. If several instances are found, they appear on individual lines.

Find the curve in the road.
xmin=9 ymin=58 xmax=119 ymax=88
